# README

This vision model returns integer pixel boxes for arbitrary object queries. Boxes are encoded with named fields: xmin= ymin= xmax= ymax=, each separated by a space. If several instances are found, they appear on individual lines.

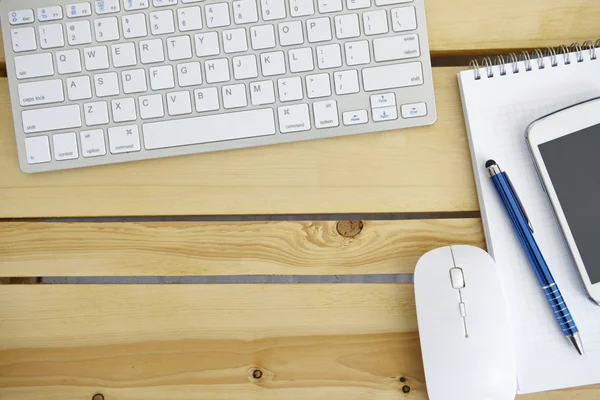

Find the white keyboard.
xmin=1 ymin=0 xmax=436 ymax=173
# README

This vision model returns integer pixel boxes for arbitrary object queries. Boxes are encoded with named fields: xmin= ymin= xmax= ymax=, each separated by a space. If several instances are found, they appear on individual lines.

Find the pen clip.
xmin=505 ymin=172 xmax=534 ymax=233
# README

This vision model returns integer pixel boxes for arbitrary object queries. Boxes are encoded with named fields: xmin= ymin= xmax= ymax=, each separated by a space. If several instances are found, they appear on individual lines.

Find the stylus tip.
xmin=485 ymin=159 xmax=497 ymax=168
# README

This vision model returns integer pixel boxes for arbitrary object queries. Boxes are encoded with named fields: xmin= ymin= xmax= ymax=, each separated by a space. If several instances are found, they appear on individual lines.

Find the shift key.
xmin=22 ymin=105 xmax=82 ymax=133
xmin=362 ymin=61 xmax=423 ymax=92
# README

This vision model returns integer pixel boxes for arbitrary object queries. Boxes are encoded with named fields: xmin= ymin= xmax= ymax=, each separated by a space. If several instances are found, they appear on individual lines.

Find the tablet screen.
xmin=539 ymin=123 xmax=600 ymax=284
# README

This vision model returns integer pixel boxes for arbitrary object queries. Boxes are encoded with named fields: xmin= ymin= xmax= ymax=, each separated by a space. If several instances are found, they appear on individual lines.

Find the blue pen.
xmin=486 ymin=160 xmax=584 ymax=355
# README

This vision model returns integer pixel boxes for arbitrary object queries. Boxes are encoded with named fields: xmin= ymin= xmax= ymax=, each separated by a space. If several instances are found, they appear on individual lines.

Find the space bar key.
xmin=142 ymin=109 xmax=276 ymax=150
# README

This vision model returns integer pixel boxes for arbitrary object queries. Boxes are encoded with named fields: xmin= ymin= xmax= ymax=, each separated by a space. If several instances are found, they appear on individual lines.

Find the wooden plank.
xmin=0 ymin=218 xmax=484 ymax=277
xmin=0 ymin=0 xmax=599 ymax=67
xmin=0 ymin=67 xmax=479 ymax=218
xmin=1 ymin=284 xmax=598 ymax=399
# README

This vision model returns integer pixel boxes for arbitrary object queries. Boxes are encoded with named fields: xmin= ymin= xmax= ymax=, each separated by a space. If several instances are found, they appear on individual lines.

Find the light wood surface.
xmin=0 ymin=0 xmax=599 ymax=66
xmin=0 ymin=284 xmax=598 ymax=400
xmin=0 ymin=67 xmax=479 ymax=218
xmin=0 ymin=219 xmax=484 ymax=277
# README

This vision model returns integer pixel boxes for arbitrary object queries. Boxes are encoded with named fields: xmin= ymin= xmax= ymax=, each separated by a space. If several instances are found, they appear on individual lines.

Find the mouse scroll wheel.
xmin=449 ymin=267 xmax=465 ymax=289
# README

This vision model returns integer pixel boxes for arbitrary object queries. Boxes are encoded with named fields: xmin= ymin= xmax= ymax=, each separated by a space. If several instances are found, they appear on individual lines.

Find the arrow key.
xmin=342 ymin=109 xmax=368 ymax=126
xmin=372 ymin=106 xmax=398 ymax=122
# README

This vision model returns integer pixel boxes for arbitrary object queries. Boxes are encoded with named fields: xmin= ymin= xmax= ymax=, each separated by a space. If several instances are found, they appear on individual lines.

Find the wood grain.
xmin=0 ymin=0 xmax=599 ymax=66
xmin=0 ymin=219 xmax=485 ymax=277
xmin=1 ymin=284 xmax=598 ymax=399
xmin=0 ymin=67 xmax=479 ymax=218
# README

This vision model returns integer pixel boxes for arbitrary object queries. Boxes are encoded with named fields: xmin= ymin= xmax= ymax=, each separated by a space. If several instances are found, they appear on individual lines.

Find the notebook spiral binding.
xmin=468 ymin=39 xmax=600 ymax=80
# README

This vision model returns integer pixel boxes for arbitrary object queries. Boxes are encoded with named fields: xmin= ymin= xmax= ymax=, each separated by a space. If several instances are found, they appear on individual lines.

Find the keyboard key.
xmin=94 ymin=72 xmax=120 ymax=96
xmin=316 ymin=43 xmax=342 ymax=69
xmin=39 ymin=24 xmax=65 ymax=49
xmin=84 ymin=101 xmax=110 ymax=125
xmin=261 ymin=0 xmax=286 ymax=20
xmin=67 ymin=76 xmax=93 ymax=100
xmin=317 ymin=0 xmax=342 ymax=13
xmin=53 ymin=132 xmax=79 ymax=160
xmin=375 ymin=0 xmax=412 ymax=5
xmin=139 ymin=38 xmax=165 ymax=63
xmin=124 ymin=0 xmax=150 ymax=10
xmin=250 ymin=25 xmax=276 ymax=50
xmin=233 ymin=0 xmax=258 ymax=24
xmin=346 ymin=0 xmax=370 ymax=9
xmin=84 ymin=46 xmax=110 ymax=71
xmin=233 ymin=55 xmax=258 ymax=79
xmin=143 ymin=109 xmax=276 ymax=149
xmin=108 ymin=125 xmax=141 ymax=154
xmin=260 ymin=51 xmax=285 ymax=76
xmin=111 ymin=42 xmax=137 ymax=67
xmin=95 ymin=0 xmax=120 ymax=14
xmin=392 ymin=6 xmax=417 ymax=32
xmin=122 ymin=13 xmax=148 ymax=39
xmin=67 ymin=20 xmax=93 ymax=45
xmin=362 ymin=61 xmax=423 ymax=91
xmin=167 ymin=91 xmax=193 ymax=115
xmin=206 ymin=3 xmax=230 ymax=28
xmin=306 ymin=17 xmax=331 ymax=43
xmin=56 ymin=49 xmax=82 ymax=74
xmin=222 ymin=84 xmax=247 ymax=109
xmin=334 ymin=70 xmax=359 ymax=95
xmin=289 ymin=0 xmax=314 ymax=17
xmin=80 ymin=129 xmax=106 ymax=157
xmin=372 ymin=105 xmax=398 ymax=122
xmin=306 ymin=73 xmax=331 ymax=98
xmin=22 ymin=104 xmax=82 ymax=133
xmin=37 ymin=6 xmax=63 ymax=21
xmin=401 ymin=102 xmax=427 ymax=118
xmin=373 ymin=34 xmax=420 ymax=62
xmin=11 ymin=27 xmax=37 ymax=52
xmin=153 ymin=0 xmax=178 ymax=6
xmin=94 ymin=17 xmax=120 ymax=42
xmin=8 ymin=9 xmax=35 ymax=25
xmin=14 ymin=53 xmax=54 ymax=79
xmin=194 ymin=32 xmax=220 ymax=56
xmin=370 ymin=92 xmax=396 ymax=108
xmin=277 ymin=77 xmax=303 ymax=102
xmin=193 ymin=87 xmax=220 ymax=112
xmin=149 ymin=65 xmax=175 ymax=89
xmin=289 ymin=47 xmax=314 ymax=72
xmin=249 ymin=80 xmax=275 ymax=105
xmin=223 ymin=28 xmax=248 ymax=53
xmin=344 ymin=40 xmax=370 ymax=66
xmin=139 ymin=94 xmax=165 ymax=119
xmin=177 ymin=62 xmax=203 ymax=86
xmin=25 ymin=136 xmax=51 ymax=164
xmin=334 ymin=14 xmax=360 ymax=39
xmin=66 ymin=2 xmax=92 ymax=18
xmin=18 ymin=79 xmax=64 ymax=106
xmin=112 ymin=97 xmax=137 ymax=122
xmin=313 ymin=99 xmax=339 ymax=129
xmin=167 ymin=35 xmax=193 ymax=60
xmin=363 ymin=10 xmax=388 ymax=35
xmin=342 ymin=109 xmax=368 ymax=125
xmin=278 ymin=103 xmax=310 ymax=133
xmin=205 ymin=58 xmax=230 ymax=83
xmin=150 ymin=10 xmax=175 ymax=35
xmin=177 ymin=7 xmax=202 ymax=31
xmin=122 ymin=69 xmax=148 ymax=93
xmin=278 ymin=21 xmax=303 ymax=46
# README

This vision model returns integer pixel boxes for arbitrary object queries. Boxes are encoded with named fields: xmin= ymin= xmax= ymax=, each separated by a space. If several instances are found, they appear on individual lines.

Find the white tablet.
xmin=527 ymin=97 xmax=600 ymax=305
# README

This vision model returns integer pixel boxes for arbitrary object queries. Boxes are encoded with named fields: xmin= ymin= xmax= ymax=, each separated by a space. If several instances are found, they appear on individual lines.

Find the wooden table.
xmin=1 ymin=1 xmax=600 ymax=398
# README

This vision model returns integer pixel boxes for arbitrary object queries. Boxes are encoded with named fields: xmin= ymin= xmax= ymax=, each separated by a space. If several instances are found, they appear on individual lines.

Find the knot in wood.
xmin=336 ymin=220 xmax=363 ymax=238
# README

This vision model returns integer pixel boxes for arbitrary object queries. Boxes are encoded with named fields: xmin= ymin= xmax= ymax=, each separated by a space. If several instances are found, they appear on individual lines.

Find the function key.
xmin=153 ymin=0 xmax=178 ymax=6
xmin=8 ymin=9 xmax=34 ymax=25
xmin=94 ymin=0 xmax=121 ymax=14
xmin=37 ymin=6 xmax=63 ymax=21
xmin=67 ymin=2 xmax=92 ymax=18
xmin=123 ymin=0 xmax=150 ymax=11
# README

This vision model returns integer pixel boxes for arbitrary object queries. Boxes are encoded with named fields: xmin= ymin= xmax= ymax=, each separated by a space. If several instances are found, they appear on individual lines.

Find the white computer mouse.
xmin=414 ymin=245 xmax=517 ymax=400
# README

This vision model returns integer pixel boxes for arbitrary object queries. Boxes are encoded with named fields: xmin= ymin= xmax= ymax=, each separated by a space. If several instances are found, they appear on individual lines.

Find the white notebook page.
xmin=458 ymin=53 xmax=600 ymax=394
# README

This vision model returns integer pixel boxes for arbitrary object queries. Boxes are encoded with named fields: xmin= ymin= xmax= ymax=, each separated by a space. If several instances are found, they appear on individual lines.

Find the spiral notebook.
xmin=458 ymin=41 xmax=600 ymax=394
